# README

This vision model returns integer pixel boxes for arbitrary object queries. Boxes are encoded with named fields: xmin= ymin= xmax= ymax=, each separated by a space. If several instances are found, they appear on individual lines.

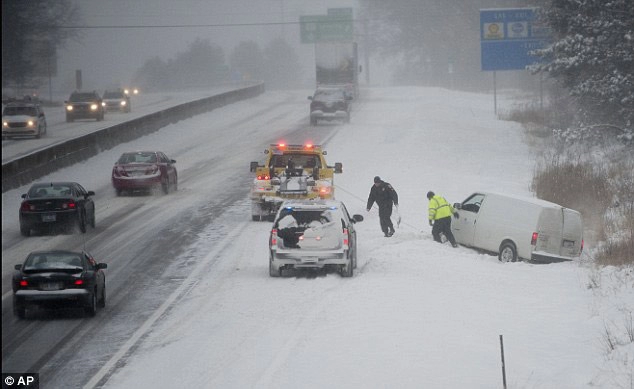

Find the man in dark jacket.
xmin=367 ymin=176 xmax=399 ymax=237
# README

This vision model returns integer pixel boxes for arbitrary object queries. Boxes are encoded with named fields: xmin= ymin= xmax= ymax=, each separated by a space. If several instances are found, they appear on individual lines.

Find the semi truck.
xmin=315 ymin=42 xmax=360 ymax=100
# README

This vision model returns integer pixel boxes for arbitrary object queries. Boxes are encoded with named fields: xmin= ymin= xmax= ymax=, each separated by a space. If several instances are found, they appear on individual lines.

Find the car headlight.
xmin=90 ymin=104 xmax=98 ymax=110
xmin=102 ymin=102 xmax=106 ymax=107
xmin=66 ymin=105 xmax=73 ymax=111
xmin=3 ymin=121 xmax=8 ymax=127
xmin=120 ymin=101 xmax=126 ymax=106
xmin=124 ymin=89 xmax=129 ymax=95
xmin=27 ymin=120 xmax=35 ymax=127
xmin=133 ymin=88 xmax=139 ymax=94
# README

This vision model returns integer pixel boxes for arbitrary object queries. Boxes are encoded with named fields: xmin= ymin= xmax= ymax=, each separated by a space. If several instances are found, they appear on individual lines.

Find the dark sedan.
xmin=65 ymin=91 xmax=105 ymax=122
xmin=19 ymin=182 xmax=96 ymax=236
xmin=111 ymin=151 xmax=178 ymax=195
xmin=13 ymin=250 xmax=107 ymax=318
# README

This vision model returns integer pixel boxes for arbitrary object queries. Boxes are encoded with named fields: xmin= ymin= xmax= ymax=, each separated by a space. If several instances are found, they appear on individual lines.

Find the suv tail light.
xmin=343 ymin=228 xmax=349 ymax=248
xmin=271 ymin=229 xmax=278 ymax=246
xmin=257 ymin=174 xmax=271 ymax=180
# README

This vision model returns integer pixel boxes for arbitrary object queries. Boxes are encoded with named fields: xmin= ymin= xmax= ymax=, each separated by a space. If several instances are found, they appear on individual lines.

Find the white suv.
xmin=268 ymin=199 xmax=363 ymax=277
xmin=2 ymin=101 xmax=47 ymax=139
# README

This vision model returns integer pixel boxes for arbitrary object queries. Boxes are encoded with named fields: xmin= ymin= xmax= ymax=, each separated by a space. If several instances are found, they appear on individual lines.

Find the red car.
xmin=111 ymin=151 xmax=177 ymax=195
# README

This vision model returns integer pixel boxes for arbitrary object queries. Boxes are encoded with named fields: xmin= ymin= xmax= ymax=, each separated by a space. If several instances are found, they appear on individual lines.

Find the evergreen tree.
xmin=532 ymin=0 xmax=634 ymax=132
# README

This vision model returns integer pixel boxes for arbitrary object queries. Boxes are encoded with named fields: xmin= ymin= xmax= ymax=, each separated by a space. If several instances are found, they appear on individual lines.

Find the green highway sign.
xmin=300 ymin=9 xmax=353 ymax=43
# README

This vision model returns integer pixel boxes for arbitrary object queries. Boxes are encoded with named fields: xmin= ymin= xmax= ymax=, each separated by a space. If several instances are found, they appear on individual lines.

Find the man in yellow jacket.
xmin=427 ymin=191 xmax=459 ymax=248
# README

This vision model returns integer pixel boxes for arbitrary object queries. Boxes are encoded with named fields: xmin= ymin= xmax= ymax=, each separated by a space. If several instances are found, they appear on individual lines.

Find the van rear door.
xmin=560 ymin=208 xmax=583 ymax=257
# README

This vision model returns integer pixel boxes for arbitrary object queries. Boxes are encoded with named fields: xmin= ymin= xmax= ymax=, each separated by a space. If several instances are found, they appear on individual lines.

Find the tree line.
xmin=131 ymin=37 xmax=302 ymax=92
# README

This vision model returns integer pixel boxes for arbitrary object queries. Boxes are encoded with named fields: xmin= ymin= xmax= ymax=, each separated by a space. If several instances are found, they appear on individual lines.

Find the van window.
xmin=461 ymin=193 xmax=485 ymax=213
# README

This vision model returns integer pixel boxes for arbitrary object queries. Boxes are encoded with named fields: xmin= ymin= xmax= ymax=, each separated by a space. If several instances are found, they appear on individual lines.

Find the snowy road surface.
xmin=2 ymin=87 xmax=632 ymax=389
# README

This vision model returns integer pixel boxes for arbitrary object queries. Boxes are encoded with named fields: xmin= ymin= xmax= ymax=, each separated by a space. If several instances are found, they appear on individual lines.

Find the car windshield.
xmin=103 ymin=91 xmax=124 ymax=99
xmin=3 ymin=106 xmax=37 ymax=116
xmin=23 ymin=253 xmax=83 ymax=271
xmin=28 ymin=184 xmax=72 ymax=198
xmin=118 ymin=152 xmax=157 ymax=164
xmin=69 ymin=93 xmax=97 ymax=102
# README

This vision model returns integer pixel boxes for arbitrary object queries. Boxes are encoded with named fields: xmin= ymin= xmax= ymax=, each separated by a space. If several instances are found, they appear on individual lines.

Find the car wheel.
xmin=172 ymin=176 xmax=178 ymax=192
xmin=340 ymin=253 xmax=353 ymax=277
xmin=78 ymin=211 xmax=87 ymax=233
xmin=498 ymin=241 xmax=518 ymax=262
xmin=85 ymin=291 xmax=97 ymax=317
xmin=13 ymin=298 xmax=26 ymax=319
xmin=115 ymin=188 xmax=123 ymax=196
xmin=98 ymin=284 xmax=106 ymax=308
xmin=20 ymin=224 xmax=31 ymax=237
xmin=269 ymin=256 xmax=280 ymax=277
xmin=90 ymin=211 xmax=96 ymax=228
xmin=66 ymin=116 xmax=74 ymax=123
xmin=162 ymin=179 xmax=170 ymax=194
xmin=35 ymin=126 xmax=42 ymax=139
xmin=252 ymin=215 xmax=262 ymax=222
xmin=310 ymin=117 xmax=317 ymax=125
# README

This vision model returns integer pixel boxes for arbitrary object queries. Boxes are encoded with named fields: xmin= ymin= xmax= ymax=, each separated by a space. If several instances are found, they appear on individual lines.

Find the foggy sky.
xmin=55 ymin=0 xmax=358 ymax=94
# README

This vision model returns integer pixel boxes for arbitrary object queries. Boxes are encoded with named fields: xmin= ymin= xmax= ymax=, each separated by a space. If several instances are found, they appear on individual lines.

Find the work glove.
xmin=453 ymin=212 xmax=460 ymax=219
xmin=429 ymin=220 xmax=433 ymax=227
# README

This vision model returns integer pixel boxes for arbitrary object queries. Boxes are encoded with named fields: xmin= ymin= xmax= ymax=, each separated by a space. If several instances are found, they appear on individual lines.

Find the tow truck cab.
xmin=249 ymin=143 xmax=342 ymax=221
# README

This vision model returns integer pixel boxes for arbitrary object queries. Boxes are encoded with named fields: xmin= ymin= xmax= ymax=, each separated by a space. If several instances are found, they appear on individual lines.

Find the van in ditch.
xmin=451 ymin=192 xmax=583 ymax=263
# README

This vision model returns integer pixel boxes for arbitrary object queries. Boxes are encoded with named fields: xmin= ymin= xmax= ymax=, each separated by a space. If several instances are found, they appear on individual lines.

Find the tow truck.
xmin=249 ymin=143 xmax=342 ymax=221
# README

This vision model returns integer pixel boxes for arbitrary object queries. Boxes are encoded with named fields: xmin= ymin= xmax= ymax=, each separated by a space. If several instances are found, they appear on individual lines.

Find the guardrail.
xmin=2 ymin=83 xmax=265 ymax=192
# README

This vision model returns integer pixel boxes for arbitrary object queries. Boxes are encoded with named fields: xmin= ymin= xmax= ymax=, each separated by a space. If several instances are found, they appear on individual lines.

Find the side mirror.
xmin=334 ymin=162 xmax=343 ymax=174
xmin=250 ymin=161 xmax=259 ymax=172
xmin=352 ymin=214 xmax=364 ymax=223
xmin=21 ymin=193 xmax=27 ymax=199
xmin=14 ymin=264 xmax=22 ymax=270
xmin=170 ymin=159 xmax=176 ymax=164
xmin=97 ymin=263 xmax=108 ymax=269
xmin=307 ymin=96 xmax=313 ymax=100
xmin=87 ymin=190 xmax=95 ymax=197
xmin=453 ymin=203 xmax=462 ymax=209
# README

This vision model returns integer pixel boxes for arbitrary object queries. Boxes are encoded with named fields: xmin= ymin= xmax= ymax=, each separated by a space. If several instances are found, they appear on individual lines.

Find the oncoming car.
xmin=65 ymin=91 xmax=104 ymax=122
xmin=269 ymin=199 xmax=363 ymax=277
xmin=2 ymin=100 xmax=47 ymax=139
xmin=19 ymin=182 xmax=96 ymax=236
xmin=102 ymin=89 xmax=131 ymax=113
xmin=111 ymin=151 xmax=178 ymax=195
xmin=12 ymin=250 xmax=107 ymax=318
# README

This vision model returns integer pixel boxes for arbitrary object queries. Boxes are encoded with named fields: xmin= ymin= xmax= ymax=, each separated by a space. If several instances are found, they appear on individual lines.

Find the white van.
xmin=451 ymin=192 xmax=583 ymax=263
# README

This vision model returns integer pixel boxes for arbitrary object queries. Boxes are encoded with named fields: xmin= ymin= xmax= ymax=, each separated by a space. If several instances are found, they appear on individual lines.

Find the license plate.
xmin=40 ymin=282 xmax=62 ymax=291
xmin=42 ymin=213 xmax=56 ymax=222
xmin=563 ymin=240 xmax=574 ymax=248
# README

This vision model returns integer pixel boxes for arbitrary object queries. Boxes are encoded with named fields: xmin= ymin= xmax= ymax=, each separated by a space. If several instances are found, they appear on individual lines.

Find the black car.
xmin=308 ymin=87 xmax=351 ymax=125
xmin=65 ymin=90 xmax=105 ymax=122
xmin=19 ymin=182 xmax=96 ymax=236
xmin=13 ymin=250 xmax=107 ymax=318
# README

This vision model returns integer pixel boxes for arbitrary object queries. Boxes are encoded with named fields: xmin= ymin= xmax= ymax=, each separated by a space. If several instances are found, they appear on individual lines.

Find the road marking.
xmin=83 ymin=221 xmax=248 ymax=389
